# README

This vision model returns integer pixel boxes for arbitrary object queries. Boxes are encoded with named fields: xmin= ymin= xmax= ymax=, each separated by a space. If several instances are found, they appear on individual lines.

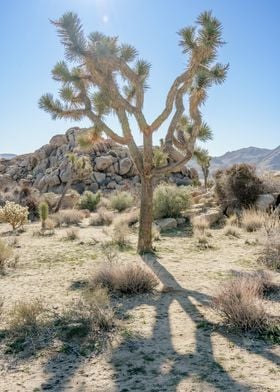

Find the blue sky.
xmin=1 ymin=0 xmax=279 ymax=155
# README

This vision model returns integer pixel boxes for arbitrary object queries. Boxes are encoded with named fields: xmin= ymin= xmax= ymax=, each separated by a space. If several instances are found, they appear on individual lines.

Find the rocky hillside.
xmin=190 ymin=146 xmax=280 ymax=175
xmin=0 ymin=128 xmax=194 ymax=194
xmin=211 ymin=146 xmax=280 ymax=172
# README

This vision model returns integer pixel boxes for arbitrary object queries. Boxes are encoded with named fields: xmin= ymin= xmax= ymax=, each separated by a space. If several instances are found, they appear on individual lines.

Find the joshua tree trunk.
xmin=137 ymin=132 xmax=154 ymax=253
xmin=137 ymin=175 xmax=153 ymax=253
xmin=202 ymin=167 xmax=209 ymax=189
xmin=54 ymin=179 xmax=72 ymax=213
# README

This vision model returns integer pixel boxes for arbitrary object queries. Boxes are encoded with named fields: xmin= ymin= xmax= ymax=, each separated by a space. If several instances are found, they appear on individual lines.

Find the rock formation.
xmin=0 ymin=128 xmax=196 ymax=194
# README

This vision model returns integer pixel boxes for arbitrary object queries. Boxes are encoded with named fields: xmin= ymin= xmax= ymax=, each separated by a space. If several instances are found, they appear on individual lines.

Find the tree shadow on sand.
xmin=2 ymin=254 xmax=279 ymax=391
xmin=107 ymin=254 xmax=280 ymax=392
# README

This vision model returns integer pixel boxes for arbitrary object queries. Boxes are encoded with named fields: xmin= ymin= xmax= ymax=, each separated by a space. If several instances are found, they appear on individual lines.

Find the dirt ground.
xmin=0 ymin=217 xmax=279 ymax=392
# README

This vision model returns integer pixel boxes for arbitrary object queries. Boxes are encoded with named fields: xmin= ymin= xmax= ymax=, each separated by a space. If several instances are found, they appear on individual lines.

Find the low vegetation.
xmin=79 ymin=191 xmax=101 ymax=212
xmin=153 ymin=184 xmax=192 ymax=219
xmin=90 ymin=208 xmax=114 ymax=226
xmin=90 ymin=262 xmax=158 ymax=294
xmin=213 ymin=271 xmax=279 ymax=340
xmin=51 ymin=209 xmax=84 ymax=227
xmin=215 ymin=164 xmax=263 ymax=210
xmin=0 ymin=239 xmax=13 ymax=274
xmin=241 ymin=209 xmax=266 ymax=232
xmin=109 ymin=191 xmax=134 ymax=212
xmin=0 ymin=201 xmax=28 ymax=230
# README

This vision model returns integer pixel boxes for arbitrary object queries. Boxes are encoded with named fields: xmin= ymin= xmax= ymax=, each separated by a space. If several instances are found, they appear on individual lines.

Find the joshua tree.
xmin=54 ymin=153 xmax=92 ymax=212
xmin=194 ymin=148 xmax=212 ymax=188
xmin=39 ymin=11 xmax=228 ymax=253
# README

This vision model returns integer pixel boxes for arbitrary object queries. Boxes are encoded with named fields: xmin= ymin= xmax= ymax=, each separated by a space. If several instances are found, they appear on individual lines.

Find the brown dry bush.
xmin=65 ymin=228 xmax=80 ymax=241
xmin=191 ymin=215 xmax=210 ymax=233
xmin=0 ymin=239 xmax=13 ymax=274
xmin=51 ymin=209 xmax=84 ymax=227
xmin=9 ymin=300 xmax=44 ymax=332
xmin=241 ymin=209 xmax=266 ymax=232
xmin=213 ymin=274 xmax=269 ymax=332
xmin=224 ymin=226 xmax=241 ymax=238
xmin=90 ymin=263 xmax=158 ymax=294
xmin=112 ymin=219 xmax=130 ymax=249
xmin=215 ymin=164 xmax=263 ymax=210
xmin=258 ymin=236 xmax=280 ymax=271
xmin=90 ymin=207 xmax=114 ymax=226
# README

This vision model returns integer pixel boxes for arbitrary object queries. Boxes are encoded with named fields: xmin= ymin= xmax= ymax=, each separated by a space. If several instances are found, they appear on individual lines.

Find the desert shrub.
xmin=39 ymin=202 xmax=49 ymax=230
xmin=196 ymin=234 xmax=211 ymax=249
xmin=241 ymin=209 xmax=266 ymax=232
xmin=153 ymin=184 xmax=192 ymax=219
xmin=59 ymin=287 xmax=114 ymax=348
xmin=224 ymin=226 xmax=241 ymax=238
xmin=9 ymin=300 xmax=44 ymax=332
xmin=191 ymin=215 xmax=210 ymax=233
xmin=110 ymin=191 xmax=134 ymax=212
xmin=215 ymin=164 xmax=263 ymax=210
xmin=258 ymin=236 xmax=280 ymax=271
xmin=90 ymin=207 xmax=113 ymax=226
xmin=79 ymin=191 xmax=101 ymax=212
xmin=260 ymin=172 xmax=280 ymax=193
xmin=152 ymin=225 xmax=161 ymax=241
xmin=226 ymin=214 xmax=239 ymax=227
xmin=90 ymin=263 xmax=158 ymax=294
xmin=213 ymin=275 xmax=268 ymax=332
xmin=112 ymin=219 xmax=130 ymax=249
xmin=0 ymin=201 xmax=28 ymax=230
xmin=0 ymin=239 xmax=13 ymax=274
xmin=51 ymin=209 xmax=84 ymax=227
xmin=65 ymin=228 xmax=80 ymax=241
xmin=122 ymin=209 xmax=139 ymax=226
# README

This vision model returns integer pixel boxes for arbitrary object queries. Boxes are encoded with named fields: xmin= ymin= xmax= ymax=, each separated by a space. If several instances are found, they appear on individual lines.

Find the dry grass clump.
xmin=51 ymin=209 xmax=84 ymax=227
xmin=109 ymin=191 xmax=134 ymax=212
xmin=61 ymin=287 xmax=115 ymax=342
xmin=112 ymin=219 xmax=130 ymax=249
xmin=191 ymin=215 xmax=210 ymax=233
xmin=122 ymin=209 xmax=139 ymax=227
xmin=213 ymin=275 xmax=268 ymax=332
xmin=90 ymin=207 xmax=114 ymax=226
xmin=196 ymin=234 xmax=212 ymax=249
xmin=90 ymin=262 xmax=158 ymax=294
xmin=241 ymin=209 xmax=266 ymax=232
xmin=5 ymin=291 xmax=115 ymax=355
xmin=224 ymin=226 xmax=241 ymax=238
xmin=226 ymin=213 xmax=239 ymax=227
xmin=0 ymin=239 xmax=13 ymax=274
xmin=9 ymin=300 xmax=44 ymax=332
xmin=258 ymin=236 xmax=280 ymax=271
xmin=65 ymin=228 xmax=80 ymax=241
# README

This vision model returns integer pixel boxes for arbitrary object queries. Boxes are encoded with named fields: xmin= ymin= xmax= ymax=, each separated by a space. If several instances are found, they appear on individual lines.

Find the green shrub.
xmin=79 ymin=191 xmax=101 ymax=212
xmin=153 ymin=184 xmax=192 ymax=219
xmin=110 ymin=191 xmax=134 ymax=212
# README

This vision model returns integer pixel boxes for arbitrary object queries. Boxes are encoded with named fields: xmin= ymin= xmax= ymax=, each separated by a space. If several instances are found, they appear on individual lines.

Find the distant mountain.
xmin=190 ymin=146 xmax=280 ymax=174
xmin=0 ymin=153 xmax=17 ymax=160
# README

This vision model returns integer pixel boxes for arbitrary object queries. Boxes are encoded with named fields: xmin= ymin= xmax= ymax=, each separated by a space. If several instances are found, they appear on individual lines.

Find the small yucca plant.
xmin=39 ymin=202 xmax=49 ymax=231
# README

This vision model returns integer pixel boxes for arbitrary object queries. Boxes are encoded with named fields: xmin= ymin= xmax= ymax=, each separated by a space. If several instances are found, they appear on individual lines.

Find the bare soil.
xmin=0 ymin=218 xmax=279 ymax=392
